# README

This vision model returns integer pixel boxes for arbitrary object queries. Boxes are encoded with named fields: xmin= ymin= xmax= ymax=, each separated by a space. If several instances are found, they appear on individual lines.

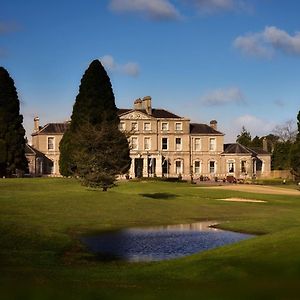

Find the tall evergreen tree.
xmin=59 ymin=60 xmax=131 ymax=189
xmin=290 ymin=110 xmax=300 ymax=179
xmin=0 ymin=67 xmax=28 ymax=177
xmin=236 ymin=126 xmax=252 ymax=147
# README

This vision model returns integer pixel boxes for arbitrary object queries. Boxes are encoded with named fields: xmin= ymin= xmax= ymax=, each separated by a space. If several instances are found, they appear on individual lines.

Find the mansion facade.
xmin=26 ymin=96 xmax=271 ymax=180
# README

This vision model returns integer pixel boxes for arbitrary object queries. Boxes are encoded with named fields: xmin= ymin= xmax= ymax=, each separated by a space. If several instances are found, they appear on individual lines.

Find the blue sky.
xmin=1 ymin=0 xmax=300 ymax=142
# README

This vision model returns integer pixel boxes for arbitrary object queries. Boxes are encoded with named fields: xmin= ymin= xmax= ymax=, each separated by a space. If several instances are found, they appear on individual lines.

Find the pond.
xmin=81 ymin=221 xmax=254 ymax=262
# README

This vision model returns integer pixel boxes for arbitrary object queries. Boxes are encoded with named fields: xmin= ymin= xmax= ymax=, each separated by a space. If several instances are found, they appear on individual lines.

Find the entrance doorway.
xmin=134 ymin=158 xmax=144 ymax=178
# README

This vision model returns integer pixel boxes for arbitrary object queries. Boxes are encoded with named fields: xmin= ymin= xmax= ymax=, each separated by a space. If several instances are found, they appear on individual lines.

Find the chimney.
xmin=34 ymin=117 xmax=40 ymax=132
xmin=210 ymin=120 xmax=217 ymax=130
xmin=142 ymin=96 xmax=152 ymax=115
xmin=263 ymin=137 xmax=268 ymax=152
xmin=134 ymin=98 xmax=143 ymax=110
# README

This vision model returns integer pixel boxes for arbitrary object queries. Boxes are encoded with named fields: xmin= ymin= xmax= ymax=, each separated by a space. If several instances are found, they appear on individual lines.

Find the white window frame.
xmin=194 ymin=138 xmax=201 ymax=151
xmin=161 ymin=122 xmax=169 ymax=131
xmin=209 ymin=138 xmax=216 ymax=151
xmin=175 ymin=122 xmax=182 ymax=131
xmin=131 ymin=122 xmax=138 ymax=131
xmin=144 ymin=122 xmax=151 ymax=131
xmin=241 ymin=159 xmax=247 ymax=173
xmin=175 ymin=160 xmax=183 ymax=175
xmin=194 ymin=160 xmax=202 ymax=174
xmin=162 ymin=137 xmax=168 ymax=150
xmin=227 ymin=160 xmax=235 ymax=173
xmin=47 ymin=136 xmax=55 ymax=151
xmin=175 ymin=137 xmax=182 ymax=151
xmin=144 ymin=137 xmax=151 ymax=150
xmin=209 ymin=161 xmax=216 ymax=174
xmin=131 ymin=137 xmax=138 ymax=150
xmin=119 ymin=122 xmax=125 ymax=131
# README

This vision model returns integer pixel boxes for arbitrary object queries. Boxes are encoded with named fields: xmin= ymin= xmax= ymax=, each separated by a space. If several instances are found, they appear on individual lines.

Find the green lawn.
xmin=1 ymin=178 xmax=300 ymax=299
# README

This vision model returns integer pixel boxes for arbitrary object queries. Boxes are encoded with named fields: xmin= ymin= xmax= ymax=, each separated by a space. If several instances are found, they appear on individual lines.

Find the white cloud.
xmin=100 ymin=55 xmax=140 ymax=77
xmin=233 ymin=114 xmax=275 ymax=136
xmin=189 ymin=0 xmax=249 ymax=14
xmin=234 ymin=26 xmax=300 ymax=58
xmin=233 ymin=33 xmax=272 ymax=58
xmin=201 ymin=87 xmax=245 ymax=106
xmin=108 ymin=0 xmax=181 ymax=20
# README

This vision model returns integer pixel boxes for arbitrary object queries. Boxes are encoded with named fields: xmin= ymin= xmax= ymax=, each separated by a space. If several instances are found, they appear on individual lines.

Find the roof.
xmin=25 ymin=144 xmax=46 ymax=157
xmin=34 ymin=122 xmax=69 ymax=135
xmin=117 ymin=108 xmax=182 ymax=119
xmin=223 ymin=143 xmax=270 ymax=156
xmin=190 ymin=123 xmax=223 ymax=135
xmin=223 ymin=143 xmax=251 ymax=154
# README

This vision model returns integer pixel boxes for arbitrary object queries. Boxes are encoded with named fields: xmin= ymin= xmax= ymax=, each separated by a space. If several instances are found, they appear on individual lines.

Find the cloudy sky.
xmin=1 ymin=0 xmax=300 ymax=142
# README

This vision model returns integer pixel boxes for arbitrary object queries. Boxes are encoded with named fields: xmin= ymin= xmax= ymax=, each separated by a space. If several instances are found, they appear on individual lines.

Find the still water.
xmin=81 ymin=221 xmax=253 ymax=262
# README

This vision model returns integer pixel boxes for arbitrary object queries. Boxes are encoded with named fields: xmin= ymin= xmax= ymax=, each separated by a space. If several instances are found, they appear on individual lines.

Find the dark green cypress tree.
xmin=290 ymin=110 xmax=300 ymax=179
xmin=59 ymin=60 xmax=131 ymax=188
xmin=0 ymin=67 xmax=28 ymax=177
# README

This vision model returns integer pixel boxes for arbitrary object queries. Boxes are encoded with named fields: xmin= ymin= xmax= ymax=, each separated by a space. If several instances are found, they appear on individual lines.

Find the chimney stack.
xmin=142 ymin=96 xmax=152 ymax=115
xmin=210 ymin=120 xmax=217 ymax=130
xmin=134 ymin=98 xmax=143 ymax=110
xmin=34 ymin=117 xmax=40 ymax=132
xmin=263 ymin=137 xmax=268 ymax=152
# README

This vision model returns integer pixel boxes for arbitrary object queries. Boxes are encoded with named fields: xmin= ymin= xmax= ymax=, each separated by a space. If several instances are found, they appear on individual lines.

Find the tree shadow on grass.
xmin=140 ymin=193 xmax=178 ymax=199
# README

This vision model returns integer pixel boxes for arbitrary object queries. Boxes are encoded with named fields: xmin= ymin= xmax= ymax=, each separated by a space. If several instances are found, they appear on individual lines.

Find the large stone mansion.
xmin=26 ymin=96 xmax=271 ymax=180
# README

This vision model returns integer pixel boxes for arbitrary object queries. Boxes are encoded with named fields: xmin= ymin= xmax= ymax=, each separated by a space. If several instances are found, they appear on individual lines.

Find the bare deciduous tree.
xmin=272 ymin=120 xmax=297 ymax=143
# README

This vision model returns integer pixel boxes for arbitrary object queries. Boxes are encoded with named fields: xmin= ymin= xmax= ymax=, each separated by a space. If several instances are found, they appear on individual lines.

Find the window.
xmin=209 ymin=138 xmax=216 ymax=151
xmin=144 ymin=137 xmax=151 ymax=150
xmin=175 ymin=161 xmax=182 ymax=175
xmin=161 ymin=122 xmax=168 ymax=131
xmin=241 ymin=160 xmax=247 ymax=173
xmin=131 ymin=122 xmax=138 ymax=131
xmin=162 ymin=138 xmax=168 ymax=150
xmin=47 ymin=137 xmax=54 ymax=150
xmin=194 ymin=161 xmax=201 ymax=174
xmin=144 ymin=122 xmax=151 ymax=131
xmin=162 ymin=157 xmax=168 ymax=175
xmin=175 ymin=138 xmax=182 ymax=151
xmin=119 ymin=122 xmax=125 ymax=131
xmin=228 ymin=160 xmax=235 ymax=173
xmin=194 ymin=138 xmax=201 ymax=151
xmin=209 ymin=161 xmax=215 ymax=173
xmin=131 ymin=137 xmax=138 ymax=150
xmin=175 ymin=122 xmax=182 ymax=131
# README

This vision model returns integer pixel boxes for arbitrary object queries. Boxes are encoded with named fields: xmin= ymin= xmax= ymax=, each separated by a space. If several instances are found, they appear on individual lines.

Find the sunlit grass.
xmin=1 ymin=178 xmax=300 ymax=299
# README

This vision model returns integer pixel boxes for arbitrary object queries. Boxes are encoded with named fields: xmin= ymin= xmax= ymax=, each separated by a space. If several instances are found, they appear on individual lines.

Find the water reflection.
xmin=81 ymin=221 xmax=253 ymax=262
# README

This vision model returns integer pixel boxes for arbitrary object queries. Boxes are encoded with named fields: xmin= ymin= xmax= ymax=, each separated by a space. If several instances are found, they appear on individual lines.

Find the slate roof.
xmin=223 ymin=143 xmax=270 ymax=156
xmin=25 ymin=144 xmax=46 ymax=157
xmin=190 ymin=123 xmax=223 ymax=135
xmin=34 ymin=122 xmax=69 ymax=135
xmin=117 ymin=108 xmax=181 ymax=119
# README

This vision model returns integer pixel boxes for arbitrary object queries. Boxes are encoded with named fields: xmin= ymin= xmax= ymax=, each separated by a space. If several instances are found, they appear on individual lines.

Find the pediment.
xmin=120 ymin=110 xmax=152 ymax=120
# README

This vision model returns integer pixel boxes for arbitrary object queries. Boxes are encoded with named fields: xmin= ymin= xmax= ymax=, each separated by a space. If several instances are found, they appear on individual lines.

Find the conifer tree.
xmin=59 ymin=60 xmax=131 ymax=189
xmin=290 ymin=110 xmax=300 ymax=179
xmin=0 ymin=67 xmax=28 ymax=177
xmin=236 ymin=126 xmax=252 ymax=147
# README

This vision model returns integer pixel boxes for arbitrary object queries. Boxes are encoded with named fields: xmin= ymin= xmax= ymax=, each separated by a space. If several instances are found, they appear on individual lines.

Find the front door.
xmin=134 ymin=158 xmax=144 ymax=178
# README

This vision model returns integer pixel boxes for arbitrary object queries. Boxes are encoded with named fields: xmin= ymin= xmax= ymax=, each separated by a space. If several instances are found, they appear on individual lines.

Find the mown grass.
xmin=1 ymin=178 xmax=300 ymax=299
